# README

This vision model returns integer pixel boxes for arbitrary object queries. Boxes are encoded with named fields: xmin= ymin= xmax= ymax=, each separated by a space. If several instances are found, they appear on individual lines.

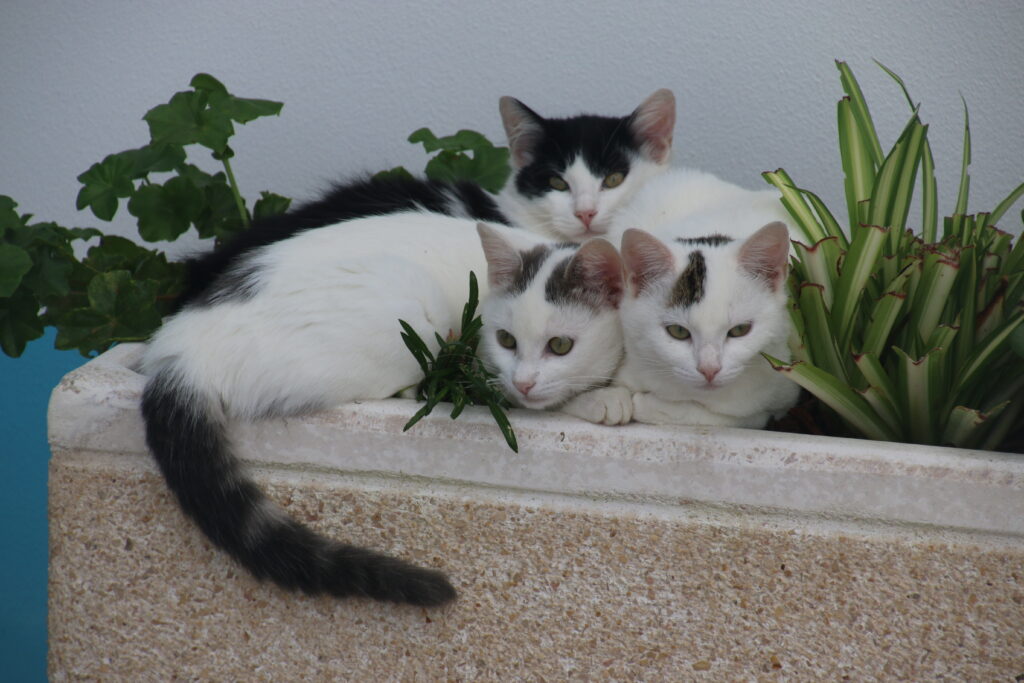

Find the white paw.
xmin=631 ymin=391 xmax=679 ymax=425
xmin=561 ymin=386 xmax=634 ymax=425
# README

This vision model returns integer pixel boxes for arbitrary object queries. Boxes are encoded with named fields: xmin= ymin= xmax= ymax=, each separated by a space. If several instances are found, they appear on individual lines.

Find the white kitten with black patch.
xmin=475 ymin=224 xmax=625 ymax=411
xmin=566 ymin=193 xmax=800 ymax=429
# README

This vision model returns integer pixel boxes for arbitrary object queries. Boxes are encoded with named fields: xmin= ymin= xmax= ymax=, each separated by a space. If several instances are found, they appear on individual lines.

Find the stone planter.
xmin=48 ymin=344 xmax=1023 ymax=680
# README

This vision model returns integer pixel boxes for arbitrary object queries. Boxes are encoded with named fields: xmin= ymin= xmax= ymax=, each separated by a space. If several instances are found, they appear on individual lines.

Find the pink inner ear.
xmin=477 ymin=223 xmax=522 ymax=289
xmin=575 ymin=239 xmax=625 ymax=308
xmin=499 ymin=96 xmax=543 ymax=169
xmin=738 ymin=221 xmax=790 ymax=290
xmin=629 ymin=89 xmax=676 ymax=165
xmin=621 ymin=229 xmax=674 ymax=295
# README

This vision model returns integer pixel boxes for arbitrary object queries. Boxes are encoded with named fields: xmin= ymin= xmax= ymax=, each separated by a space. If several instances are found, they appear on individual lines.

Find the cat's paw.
xmin=561 ymin=386 xmax=633 ymax=425
xmin=631 ymin=391 xmax=683 ymax=425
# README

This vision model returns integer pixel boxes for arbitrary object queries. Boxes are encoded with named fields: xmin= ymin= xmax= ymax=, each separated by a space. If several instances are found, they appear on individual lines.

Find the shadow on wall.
xmin=0 ymin=330 xmax=85 ymax=683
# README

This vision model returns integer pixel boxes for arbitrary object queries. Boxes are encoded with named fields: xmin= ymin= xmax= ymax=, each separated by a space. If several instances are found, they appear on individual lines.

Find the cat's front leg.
xmin=632 ymin=392 xmax=764 ymax=428
xmin=561 ymin=386 xmax=633 ymax=425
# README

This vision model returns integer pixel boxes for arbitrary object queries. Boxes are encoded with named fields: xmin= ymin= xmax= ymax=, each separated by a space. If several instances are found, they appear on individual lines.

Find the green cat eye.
xmin=496 ymin=329 xmax=517 ymax=349
xmin=549 ymin=176 xmax=569 ymax=191
xmin=728 ymin=323 xmax=752 ymax=338
xmin=602 ymin=172 xmax=625 ymax=189
xmin=665 ymin=324 xmax=691 ymax=340
xmin=547 ymin=336 xmax=574 ymax=355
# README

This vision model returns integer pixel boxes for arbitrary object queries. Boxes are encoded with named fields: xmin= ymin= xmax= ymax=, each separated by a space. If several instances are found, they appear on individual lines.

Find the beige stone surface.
xmin=48 ymin=345 xmax=1024 ymax=680
xmin=50 ymin=450 xmax=1024 ymax=681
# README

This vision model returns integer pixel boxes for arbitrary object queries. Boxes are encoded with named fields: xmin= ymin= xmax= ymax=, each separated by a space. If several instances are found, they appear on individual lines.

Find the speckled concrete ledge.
xmin=48 ymin=344 xmax=1024 ymax=680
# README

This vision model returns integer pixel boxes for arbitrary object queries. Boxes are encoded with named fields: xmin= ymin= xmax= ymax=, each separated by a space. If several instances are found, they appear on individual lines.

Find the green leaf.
xmin=765 ymin=355 xmax=898 ymax=442
xmin=860 ymin=290 xmax=907 ymax=356
xmin=373 ymin=166 xmax=415 ymax=182
xmin=797 ymin=283 xmax=847 ymax=381
xmin=954 ymin=95 xmax=971 ymax=216
xmin=837 ymin=96 xmax=877 ymax=231
xmin=908 ymin=250 xmax=959 ymax=344
xmin=409 ymin=128 xmax=511 ymax=193
xmin=144 ymin=90 xmax=234 ymax=155
xmin=832 ymin=224 xmax=888 ymax=349
xmin=127 ymin=176 xmax=205 ymax=242
xmin=0 ymin=244 xmax=33 ymax=297
xmin=0 ymin=288 xmax=44 ymax=357
xmin=253 ymin=191 xmax=292 ymax=221
xmin=837 ymin=61 xmax=884 ymax=166
xmin=75 ymin=153 xmax=137 ymax=221
xmin=762 ymin=170 xmax=827 ymax=243
xmin=990 ymin=180 xmax=1024 ymax=226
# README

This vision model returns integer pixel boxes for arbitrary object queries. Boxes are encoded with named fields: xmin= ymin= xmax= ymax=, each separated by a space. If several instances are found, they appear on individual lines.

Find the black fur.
xmin=675 ymin=234 xmax=733 ymax=247
xmin=513 ymin=113 xmax=640 ymax=200
xmin=141 ymin=369 xmax=457 ymax=606
xmin=669 ymin=251 xmax=708 ymax=308
xmin=177 ymin=175 xmax=506 ymax=309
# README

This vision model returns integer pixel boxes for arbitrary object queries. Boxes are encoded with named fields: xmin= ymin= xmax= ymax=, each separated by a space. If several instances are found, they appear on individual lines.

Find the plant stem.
xmin=221 ymin=157 xmax=251 ymax=230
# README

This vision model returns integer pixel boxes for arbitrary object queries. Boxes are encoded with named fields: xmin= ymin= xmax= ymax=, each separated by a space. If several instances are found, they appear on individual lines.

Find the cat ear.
xmin=628 ymin=89 xmax=676 ymax=165
xmin=477 ymin=222 xmax=524 ymax=289
xmin=620 ymin=228 xmax=674 ymax=295
xmin=566 ymin=238 xmax=625 ymax=309
xmin=499 ymin=96 xmax=545 ymax=169
xmin=738 ymin=221 xmax=791 ymax=291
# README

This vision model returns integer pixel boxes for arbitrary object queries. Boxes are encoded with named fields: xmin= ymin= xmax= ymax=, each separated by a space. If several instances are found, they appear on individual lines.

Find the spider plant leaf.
xmin=792 ymin=236 xmax=841 ymax=306
xmin=837 ymin=61 xmax=884 ymax=165
xmin=908 ymin=251 xmax=959 ymax=344
xmin=860 ymin=290 xmax=908 ymax=357
xmin=837 ymin=97 xmax=876 ymax=231
xmin=765 ymin=354 xmax=898 ymax=442
xmin=990 ymin=180 xmax=1024 ymax=226
xmin=763 ymin=170 xmax=827 ymax=243
xmin=858 ymin=385 xmax=902 ymax=437
xmin=853 ymin=352 xmax=899 ymax=407
xmin=952 ymin=310 xmax=1024 ymax=406
xmin=954 ymin=95 xmax=971 ymax=217
xmin=832 ymin=224 xmax=888 ymax=349
xmin=798 ymin=283 xmax=847 ymax=381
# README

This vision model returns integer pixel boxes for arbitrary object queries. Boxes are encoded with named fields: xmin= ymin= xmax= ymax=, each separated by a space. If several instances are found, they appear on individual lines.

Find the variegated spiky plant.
xmin=763 ymin=61 xmax=1024 ymax=452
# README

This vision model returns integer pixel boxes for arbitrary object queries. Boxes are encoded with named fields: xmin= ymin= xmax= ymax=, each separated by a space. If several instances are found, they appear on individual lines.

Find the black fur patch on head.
xmin=675 ymin=234 xmax=733 ymax=247
xmin=177 ymin=175 xmax=506 ymax=310
xmin=507 ymin=244 xmax=552 ymax=295
xmin=513 ymin=115 xmax=639 ymax=199
xmin=668 ymin=251 xmax=707 ymax=308
xmin=544 ymin=251 xmax=608 ymax=311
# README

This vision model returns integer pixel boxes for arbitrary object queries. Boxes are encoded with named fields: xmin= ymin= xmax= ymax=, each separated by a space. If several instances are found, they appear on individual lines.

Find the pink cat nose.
xmin=514 ymin=380 xmax=536 ymax=396
xmin=699 ymin=365 xmax=720 ymax=383
xmin=575 ymin=209 xmax=597 ymax=228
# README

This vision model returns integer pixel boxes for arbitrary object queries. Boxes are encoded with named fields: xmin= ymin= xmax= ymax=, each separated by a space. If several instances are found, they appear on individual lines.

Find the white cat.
xmin=564 ymin=171 xmax=801 ymax=429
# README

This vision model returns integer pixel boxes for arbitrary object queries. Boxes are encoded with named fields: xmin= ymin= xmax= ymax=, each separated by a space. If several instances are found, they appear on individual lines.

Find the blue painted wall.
xmin=0 ymin=332 xmax=85 ymax=682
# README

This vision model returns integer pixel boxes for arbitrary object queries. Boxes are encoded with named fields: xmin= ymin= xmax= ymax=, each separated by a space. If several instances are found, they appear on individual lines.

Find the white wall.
xmin=3 ymin=0 xmax=1022 ymax=253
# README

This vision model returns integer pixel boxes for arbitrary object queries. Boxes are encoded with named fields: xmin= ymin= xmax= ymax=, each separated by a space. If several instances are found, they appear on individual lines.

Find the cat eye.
xmin=665 ymin=324 xmax=691 ymax=340
xmin=547 ymin=336 xmax=574 ymax=355
xmin=602 ymin=172 xmax=625 ymax=189
xmin=549 ymin=176 xmax=569 ymax=191
xmin=728 ymin=323 xmax=752 ymax=338
xmin=496 ymin=329 xmax=517 ymax=350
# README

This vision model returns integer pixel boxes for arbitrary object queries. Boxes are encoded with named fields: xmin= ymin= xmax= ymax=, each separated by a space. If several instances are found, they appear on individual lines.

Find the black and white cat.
xmin=563 ymin=168 xmax=801 ymax=428
xmin=140 ymin=94 xmax=668 ymax=607
xmin=178 ymin=89 xmax=675 ymax=307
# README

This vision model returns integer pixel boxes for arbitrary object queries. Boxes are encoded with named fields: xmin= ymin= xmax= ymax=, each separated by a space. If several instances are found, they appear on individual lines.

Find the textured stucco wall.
xmin=2 ymin=0 xmax=1022 ymax=258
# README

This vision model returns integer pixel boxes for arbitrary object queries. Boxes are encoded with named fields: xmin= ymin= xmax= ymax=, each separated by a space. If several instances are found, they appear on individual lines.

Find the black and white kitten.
xmin=177 ymin=89 xmax=674 ymax=307
xmin=139 ymin=95 xmax=661 ymax=607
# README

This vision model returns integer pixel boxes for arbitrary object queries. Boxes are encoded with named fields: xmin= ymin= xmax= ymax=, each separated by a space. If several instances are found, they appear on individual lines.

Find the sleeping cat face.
xmin=618 ymin=223 xmax=791 ymax=400
xmin=476 ymin=223 xmax=625 ymax=409
xmin=497 ymin=89 xmax=675 ymax=243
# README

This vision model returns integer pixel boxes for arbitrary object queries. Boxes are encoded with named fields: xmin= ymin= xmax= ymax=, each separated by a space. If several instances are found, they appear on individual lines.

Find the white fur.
xmin=141 ymin=212 xmax=552 ymax=419
xmin=569 ymin=170 xmax=801 ymax=429
xmin=609 ymin=166 xmax=791 ymax=243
